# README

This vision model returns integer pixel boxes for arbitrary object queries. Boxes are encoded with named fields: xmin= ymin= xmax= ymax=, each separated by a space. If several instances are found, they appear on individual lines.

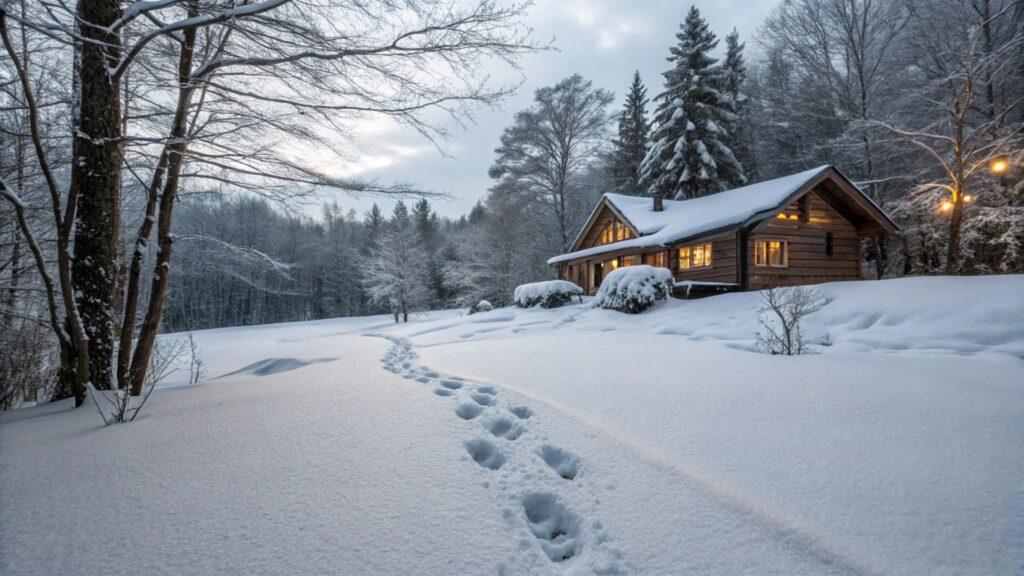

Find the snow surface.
xmin=2 ymin=276 xmax=1023 ymax=575
xmin=552 ymin=165 xmax=834 ymax=264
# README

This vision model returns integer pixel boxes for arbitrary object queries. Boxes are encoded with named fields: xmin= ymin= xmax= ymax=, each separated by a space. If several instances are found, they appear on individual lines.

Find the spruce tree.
xmin=640 ymin=6 xmax=745 ymax=199
xmin=610 ymin=72 xmax=650 ymax=195
xmin=390 ymin=200 xmax=410 ymax=227
xmin=721 ymin=29 xmax=755 ymax=185
xmin=412 ymin=198 xmax=439 ymax=248
xmin=363 ymin=204 xmax=386 ymax=254
xmin=412 ymin=198 xmax=446 ymax=306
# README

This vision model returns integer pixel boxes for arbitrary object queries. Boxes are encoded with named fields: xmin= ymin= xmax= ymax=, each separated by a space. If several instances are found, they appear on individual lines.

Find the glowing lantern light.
xmin=991 ymin=159 xmax=1008 ymax=174
xmin=940 ymin=200 xmax=953 ymax=212
xmin=964 ymin=194 xmax=974 ymax=202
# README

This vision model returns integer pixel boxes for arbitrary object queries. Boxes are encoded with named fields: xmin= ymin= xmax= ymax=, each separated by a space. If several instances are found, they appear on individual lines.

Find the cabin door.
xmin=592 ymin=262 xmax=603 ymax=290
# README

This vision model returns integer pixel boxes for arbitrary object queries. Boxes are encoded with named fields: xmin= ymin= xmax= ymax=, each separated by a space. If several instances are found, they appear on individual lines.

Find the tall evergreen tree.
xmin=390 ymin=200 xmax=410 ymax=227
xmin=412 ymin=198 xmax=447 ymax=305
xmin=721 ymin=29 xmax=755 ymax=185
xmin=640 ymin=6 xmax=745 ymax=199
xmin=412 ymin=198 xmax=439 ymax=248
xmin=363 ymin=203 xmax=385 ymax=254
xmin=610 ymin=72 xmax=650 ymax=195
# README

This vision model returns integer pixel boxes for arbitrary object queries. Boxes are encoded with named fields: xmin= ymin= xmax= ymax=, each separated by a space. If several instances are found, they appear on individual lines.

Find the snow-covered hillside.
xmin=2 ymin=276 xmax=1022 ymax=575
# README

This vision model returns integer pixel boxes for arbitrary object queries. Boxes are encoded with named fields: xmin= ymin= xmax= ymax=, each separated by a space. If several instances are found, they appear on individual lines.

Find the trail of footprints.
xmin=378 ymin=335 xmax=617 ymax=569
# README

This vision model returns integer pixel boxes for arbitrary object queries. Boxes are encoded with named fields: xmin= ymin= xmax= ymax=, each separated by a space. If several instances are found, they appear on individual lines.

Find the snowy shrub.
xmin=755 ymin=286 xmax=833 ymax=355
xmin=513 ymin=280 xmax=583 ymax=309
xmin=593 ymin=265 xmax=673 ymax=314
xmin=468 ymin=300 xmax=494 ymax=315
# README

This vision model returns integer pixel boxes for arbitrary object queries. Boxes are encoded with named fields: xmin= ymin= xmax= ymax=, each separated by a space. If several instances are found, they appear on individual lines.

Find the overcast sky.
xmin=321 ymin=0 xmax=776 ymax=220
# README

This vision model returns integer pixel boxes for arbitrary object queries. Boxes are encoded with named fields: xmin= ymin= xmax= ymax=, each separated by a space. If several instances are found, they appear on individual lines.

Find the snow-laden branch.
xmin=175 ymin=234 xmax=295 ymax=280
xmin=111 ymin=0 xmax=292 ymax=82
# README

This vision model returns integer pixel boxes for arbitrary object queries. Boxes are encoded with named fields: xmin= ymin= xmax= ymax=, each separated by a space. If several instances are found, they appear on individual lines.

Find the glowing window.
xmin=678 ymin=243 xmax=712 ymax=270
xmin=754 ymin=240 xmax=788 ymax=267
xmin=677 ymin=247 xmax=691 ymax=269
xmin=644 ymin=252 xmax=668 ymax=268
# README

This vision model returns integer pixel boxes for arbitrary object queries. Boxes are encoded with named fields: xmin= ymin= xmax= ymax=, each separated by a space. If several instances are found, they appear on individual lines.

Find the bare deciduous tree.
xmin=1 ymin=0 xmax=536 ymax=416
xmin=489 ymin=74 xmax=613 ymax=252
xmin=871 ymin=0 xmax=1023 ymax=273
xmin=755 ymin=286 xmax=832 ymax=355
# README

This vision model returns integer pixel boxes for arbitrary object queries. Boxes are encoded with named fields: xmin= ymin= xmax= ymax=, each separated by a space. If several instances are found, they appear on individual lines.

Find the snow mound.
xmin=468 ymin=300 xmax=494 ymax=314
xmin=220 ymin=356 xmax=336 ymax=377
xmin=513 ymin=280 xmax=583 ymax=309
xmin=593 ymin=265 xmax=673 ymax=313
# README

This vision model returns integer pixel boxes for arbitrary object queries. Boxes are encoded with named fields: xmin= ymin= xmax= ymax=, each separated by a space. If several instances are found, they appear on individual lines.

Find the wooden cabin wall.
xmin=670 ymin=232 xmax=739 ymax=284
xmin=747 ymin=190 xmax=861 ymax=290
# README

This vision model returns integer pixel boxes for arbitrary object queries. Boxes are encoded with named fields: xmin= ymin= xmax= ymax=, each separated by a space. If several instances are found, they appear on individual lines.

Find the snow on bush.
xmin=468 ymin=300 xmax=494 ymax=314
xmin=593 ymin=265 xmax=673 ymax=314
xmin=513 ymin=280 xmax=583 ymax=309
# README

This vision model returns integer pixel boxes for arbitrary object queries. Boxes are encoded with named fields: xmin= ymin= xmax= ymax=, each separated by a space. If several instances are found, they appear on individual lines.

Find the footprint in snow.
xmin=509 ymin=406 xmax=532 ymax=419
xmin=417 ymin=376 xmax=433 ymax=383
xmin=476 ymin=385 xmax=497 ymax=395
xmin=537 ymin=445 xmax=580 ymax=480
xmin=521 ymin=493 xmax=581 ymax=563
xmin=465 ymin=438 xmax=505 ymax=470
xmin=471 ymin=393 xmax=495 ymax=406
xmin=455 ymin=403 xmax=484 ymax=420
xmin=434 ymin=388 xmax=455 ymax=397
xmin=486 ymin=416 xmax=525 ymax=441
xmin=441 ymin=380 xmax=463 ymax=390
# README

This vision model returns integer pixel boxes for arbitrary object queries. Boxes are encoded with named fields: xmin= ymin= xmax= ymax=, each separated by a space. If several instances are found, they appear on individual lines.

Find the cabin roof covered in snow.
xmin=549 ymin=165 xmax=897 ymax=265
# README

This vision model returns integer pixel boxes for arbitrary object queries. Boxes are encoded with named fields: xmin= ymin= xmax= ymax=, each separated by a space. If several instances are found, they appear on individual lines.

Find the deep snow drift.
xmin=2 ymin=275 xmax=1022 ymax=575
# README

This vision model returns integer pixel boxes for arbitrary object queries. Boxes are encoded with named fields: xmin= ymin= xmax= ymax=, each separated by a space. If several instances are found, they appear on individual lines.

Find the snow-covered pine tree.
xmin=721 ymin=29 xmax=756 ymax=185
xmin=610 ymin=72 xmax=650 ymax=195
xmin=363 ymin=204 xmax=386 ymax=255
xmin=640 ymin=6 xmax=745 ymax=199
xmin=412 ymin=198 xmax=448 ymax=306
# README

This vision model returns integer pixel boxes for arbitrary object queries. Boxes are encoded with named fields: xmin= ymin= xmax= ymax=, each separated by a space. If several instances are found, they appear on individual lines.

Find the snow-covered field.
xmin=2 ymin=276 xmax=1022 ymax=575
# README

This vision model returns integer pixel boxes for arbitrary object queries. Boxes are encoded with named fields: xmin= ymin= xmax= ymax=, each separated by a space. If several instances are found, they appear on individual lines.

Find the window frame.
xmin=643 ymin=251 xmax=668 ymax=268
xmin=754 ymin=239 xmax=788 ymax=268
xmin=677 ymin=242 xmax=713 ymax=271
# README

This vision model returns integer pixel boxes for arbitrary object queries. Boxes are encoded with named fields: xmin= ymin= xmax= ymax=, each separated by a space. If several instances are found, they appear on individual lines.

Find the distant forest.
xmin=159 ymin=0 xmax=1024 ymax=331
xmin=2 ymin=0 xmax=1022 ymax=407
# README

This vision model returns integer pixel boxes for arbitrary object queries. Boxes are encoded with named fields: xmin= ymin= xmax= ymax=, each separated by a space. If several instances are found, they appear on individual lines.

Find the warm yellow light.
xmin=964 ymin=194 xmax=974 ymax=202
xmin=777 ymin=213 xmax=787 ymax=219
xmin=940 ymin=200 xmax=953 ymax=212
xmin=991 ymin=159 xmax=1008 ymax=174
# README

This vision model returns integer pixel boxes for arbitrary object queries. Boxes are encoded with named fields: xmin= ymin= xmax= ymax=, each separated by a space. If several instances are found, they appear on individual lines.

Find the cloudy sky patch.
xmin=318 ymin=0 xmax=775 ymax=219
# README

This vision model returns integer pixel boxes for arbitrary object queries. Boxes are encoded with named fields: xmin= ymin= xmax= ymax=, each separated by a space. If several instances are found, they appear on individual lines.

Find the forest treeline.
xmin=167 ymin=0 xmax=1024 ymax=331
xmin=2 ymin=0 xmax=1023 ymax=408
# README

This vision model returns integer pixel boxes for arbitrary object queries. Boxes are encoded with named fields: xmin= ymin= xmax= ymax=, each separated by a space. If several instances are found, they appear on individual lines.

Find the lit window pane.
xmin=769 ymin=241 xmax=782 ymax=266
xmin=704 ymin=244 xmax=712 ymax=267
xmin=692 ymin=245 xmax=705 ymax=267
xmin=678 ymin=248 xmax=690 ymax=269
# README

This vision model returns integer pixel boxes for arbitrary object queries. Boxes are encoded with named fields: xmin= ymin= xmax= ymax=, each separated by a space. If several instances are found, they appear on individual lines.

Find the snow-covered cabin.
xmin=549 ymin=165 xmax=899 ymax=295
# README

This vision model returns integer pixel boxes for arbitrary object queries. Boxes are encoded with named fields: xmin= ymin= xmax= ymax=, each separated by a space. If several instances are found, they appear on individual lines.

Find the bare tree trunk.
xmin=117 ymin=151 xmax=168 ymax=389
xmin=127 ymin=18 xmax=198 ymax=396
xmin=946 ymin=100 xmax=968 ymax=274
xmin=70 ymin=0 xmax=123 ymax=390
